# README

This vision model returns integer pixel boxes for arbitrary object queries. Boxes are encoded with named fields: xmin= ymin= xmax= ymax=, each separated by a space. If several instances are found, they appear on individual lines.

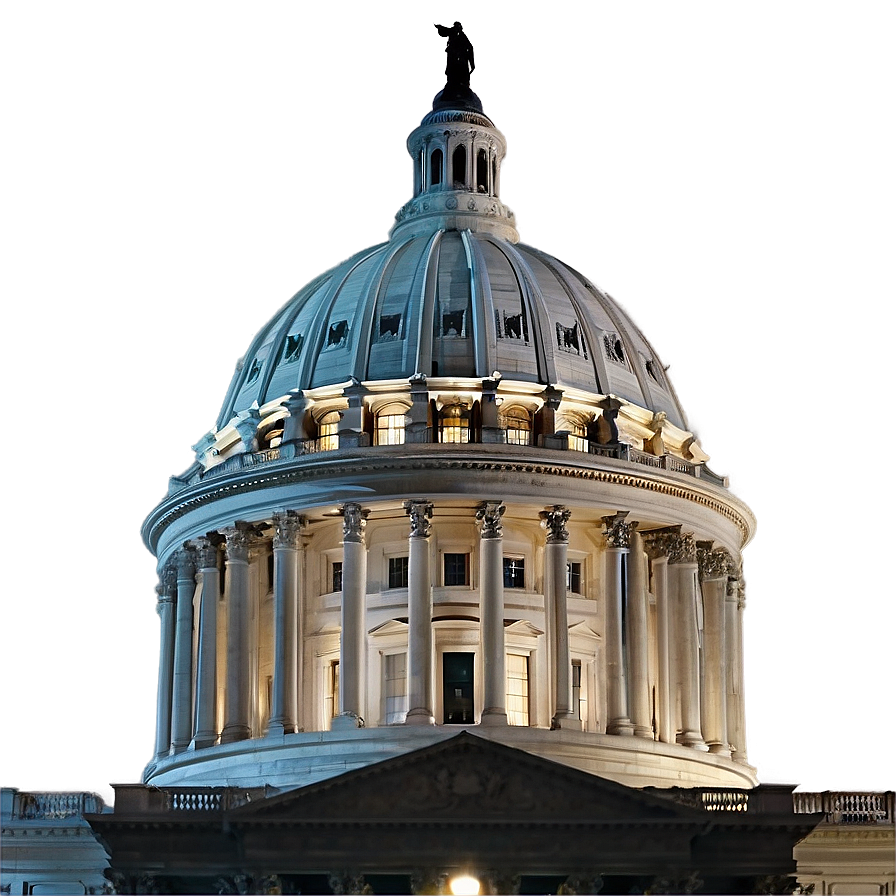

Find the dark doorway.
xmin=443 ymin=652 xmax=474 ymax=723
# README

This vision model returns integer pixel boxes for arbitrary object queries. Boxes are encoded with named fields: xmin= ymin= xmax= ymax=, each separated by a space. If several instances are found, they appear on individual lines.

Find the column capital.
xmin=159 ymin=562 xmax=177 ymax=598
xmin=174 ymin=547 xmax=196 ymax=580
xmin=601 ymin=511 xmax=637 ymax=549
xmin=403 ymin=499 xmax=434 ymax=538
xmin=476 ymin=501 xmax=505 ymax=539
xmin=642 ymin=526 xmax=680 ymax=560
xmin=697 ymin=542 xmax=731 ymax=581
xmin=189 ymin=536 xmax=220 ymax=570
xmin=272 ymin=510 xmax=306 ymax=549
xmin=540 ymin=505 xmax=571 ymax=544
xmin=667 ymin=531 xmax=697 ymax=565
xmin=221 ymin=523 xmax=256 ymax=562
xmin=340 ymin=502 xmax=368 ymax=544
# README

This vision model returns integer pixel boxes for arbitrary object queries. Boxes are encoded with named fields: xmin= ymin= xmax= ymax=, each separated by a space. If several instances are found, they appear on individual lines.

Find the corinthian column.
xmin=221 ymin=524 xmax=253 ymax=744
xmin=333 ymin=502 xmax=368 ymax=729
xmin=602 ymin=512 xmax=635 ymax=736
xmin=627 ymin=530 xmax=652 ymax=738
xmin=644 ymin=535 xmax=674 ymax=745
xmin=727 ymin=569 xmax=749 ymax=763
xmin=541 ymin=505 xmax=577 ymax=729
xmin=268 ymin=511 xmax=305 ymax=736
xmin=404 ymin=500 xmax=435 ymax=726
xmin=477 ymin=501 xmax=507 ymax=726
xmin=169 ymin=547 xmax=196 ymax=754
xmin=153 ymin=563 xmax=177 ymax=760
xmin=669 ymin=532 xmax=706 ymax=749
xmin=190 ymin=537 xmax=220 ymax=750
xmin=698 ymin=543 xmax=731 ymax=756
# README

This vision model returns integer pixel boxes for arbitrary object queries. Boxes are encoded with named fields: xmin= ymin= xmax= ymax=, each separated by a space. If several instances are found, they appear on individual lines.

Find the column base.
xmin=550 ymin=713 xmax=582 ymax=731
xmin=331 ymin=712 xmax=364 ymax=730
xmin=169 ymin=741 xmax=190 ymax=756
xmin=707 ymin=741 xmax=732 ymax=756
xmin=188 ymin=732 xmax=218 ymax=751
xmin=677 ymin=730 xmax=709 ymax=750
xmin=607 ymin=717 xmax=635 ymax=736
xmin=405 ymin=708 xmax=435 ymax=726
xmin=220 ymin=724 xmax=251 ymax=744
xmin=267 ymin=721 xmax=299 ymax=737
xmin=479 ymin=709 xmax=508 ymax=727
xmin=633 ymin=725 xmax=654 ymax=739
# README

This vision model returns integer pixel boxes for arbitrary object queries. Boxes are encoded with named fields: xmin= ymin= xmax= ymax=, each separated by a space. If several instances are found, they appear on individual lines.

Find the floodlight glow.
xmin=449 ymin=875 xmax=480 ymax=896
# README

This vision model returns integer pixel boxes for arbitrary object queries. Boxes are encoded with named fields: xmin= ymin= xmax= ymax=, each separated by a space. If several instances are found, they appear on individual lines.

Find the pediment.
xmin=505 ymin=619 xmax=543 ymax=636
xmin=368 ymin=619 xmax=409 ymax=636
xmin=234 ymin=732 xmax=695 ymax=825
xmin=569 ymin=620 xmax=602 ymax=640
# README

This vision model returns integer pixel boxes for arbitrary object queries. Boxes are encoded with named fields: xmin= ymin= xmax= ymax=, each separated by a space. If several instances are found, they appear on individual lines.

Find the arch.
xmin=452 ymin=145 xmax=467 ymax=189
xmin=316 ymin=409 xmax=342 ymax=452
xmin=499 ymin=405 xmax=532 ymax=446
xmin=374 ymin=402 xmax=409 ymax=446
xmin=476 ymin=147 xmax=488 ymax=193
xmin=430 ymin=148 xmax=443 ymax=187
xmin=556 ymin=412 xmax=588 ymax=452
xmin=439 ymin=402 xmax=471 ymax=443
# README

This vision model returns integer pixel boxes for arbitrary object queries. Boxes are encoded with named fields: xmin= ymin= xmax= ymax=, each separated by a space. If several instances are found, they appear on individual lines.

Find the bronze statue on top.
xmin=435 ymin=22 xmax=475 ymax=91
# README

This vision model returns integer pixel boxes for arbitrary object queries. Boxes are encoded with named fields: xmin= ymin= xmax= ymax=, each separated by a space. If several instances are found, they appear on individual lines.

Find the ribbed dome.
xmin=217 ymin=232 xmax=687 ymax=431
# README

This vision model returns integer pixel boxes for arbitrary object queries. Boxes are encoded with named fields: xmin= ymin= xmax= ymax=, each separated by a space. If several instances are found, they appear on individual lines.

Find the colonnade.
xmin=151 ymin=503 xmax=748 ymax=763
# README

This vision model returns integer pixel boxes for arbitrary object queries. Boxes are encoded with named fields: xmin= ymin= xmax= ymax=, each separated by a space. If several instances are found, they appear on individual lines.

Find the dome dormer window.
xmin=500 ymin=406 xmax=532 ymax=445
xmin=317 ymin=410 xmax=341 ymax=452
xmin=374 ymin=403 xmax=407 ymax=446
xmin=439 ymin=403 xmax=471 ymax=443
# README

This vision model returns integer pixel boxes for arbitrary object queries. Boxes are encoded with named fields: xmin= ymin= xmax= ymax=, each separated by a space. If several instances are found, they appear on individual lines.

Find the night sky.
xmin=2 ymin=2 xmax=893 ymax=802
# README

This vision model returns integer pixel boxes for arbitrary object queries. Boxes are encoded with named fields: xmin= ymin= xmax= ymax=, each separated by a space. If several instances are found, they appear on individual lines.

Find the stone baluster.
xmin=404 ymin=500 xmax=435 ymax=725
xmin=477 ymin=500 xmax=507 ymax=726
xmin=169 ymin=548 xmax=196 ymax=754
xmin=541 ymin=505 xmax=578 ymax=729
xmin=644 ymin=533 xmax=674 ymax=745
xmin=669 ymin=532 xmax=706 ymax=749
xmin=190 ymin=537 xmax=220 ymax=750
xmin=268 ymin=512 xmax=305 ymax=736
xmin=333 ymin=503 xmax=368 ymax=729
xmin=697 ymin=543 xmax=731 ymax=756
xmin=221 ymin=524 xmax=254 ymax=744
xmin=602 ymin=512 xmax=635 ymax=736
xmin=627 ymin=530 xmax=652 ymax=738
xmin=153 ymin=563 xmax=177 ymax=760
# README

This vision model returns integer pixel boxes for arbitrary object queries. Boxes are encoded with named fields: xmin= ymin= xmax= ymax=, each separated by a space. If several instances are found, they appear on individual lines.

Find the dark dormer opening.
xmin=452 ymin=145 xmax=466 ymax=189
xmin=430 ymin=148 xmax=443 ymax=187
xmin=476 ymin=148 xmax=488 ymax=193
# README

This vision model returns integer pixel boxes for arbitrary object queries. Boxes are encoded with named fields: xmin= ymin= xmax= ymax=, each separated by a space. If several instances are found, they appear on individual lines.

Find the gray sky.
xmin=2 ymin=2 xmax=893 ymax=803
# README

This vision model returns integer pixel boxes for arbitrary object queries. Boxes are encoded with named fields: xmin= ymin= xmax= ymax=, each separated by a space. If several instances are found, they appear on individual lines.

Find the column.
xmin=727 ymin=569 xmax=749 ymax=763
xmin=477 ymin=500 xmax=507 ymax=726
xmin=221 ymin=524 xmax=253 ymax=744
xmin=190 ymin=537 xmax=220 ymax=750
xmin=669 ymin=532 xmax=706 ymax=749
xmin=333 ymin=502 xmax=368 ymax=729
xmin=403 ymin=500 xmax=435 ymax=725
xmin=644 ymin=533 xmax=675 ymax=745
xmin=268 ymin=511 xmax=305 ymax=737
xmin=153 ymin=563 xmax=177 ymax=760
xmin=602 ymin=512 xmax=634 ymax=736
xmin=627 ymin=530 xmax=652 ymax=738
xmin=698 ymin=543 xmax=731 ymax=756
xmin=169 ymin=547 xmax=196 ymax=754
xmin=541 ymin=505 xmax=578 ymax=729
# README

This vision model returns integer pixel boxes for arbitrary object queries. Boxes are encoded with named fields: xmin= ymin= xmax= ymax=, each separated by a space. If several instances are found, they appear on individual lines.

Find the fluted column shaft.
xmin=190 ymin=539 xmax=220 ymax=749
xmin=627 ymin=531 xmax=652 ymax=738
xmin=269 ymin=512 xmax=304 ymax=736
xmin=603 ymin=513 xmax=634 ymax=736
xmin=334 ymin=503 xmax=367 ymax=728
xmin=541 ymin=506 xmax=577 ymax=729
xmin=651 ymin=554 xmax=674 ymax=744
xmin=170 ymin=548 xmax=196 ymax=754
xmin=728 ymin=577 xmax=748 ymax=762
xmin=699 ymin=544 xmax=731 ymax=756
xmin=153 ymin=564 xmax=177 ymax=760
xmin=221 ymin=526 xmax=252 ymax=744
xmin=478 ymin=501 xmax=507 ymax=726
xmin=405 ymin=500 xmax=434 ymax=725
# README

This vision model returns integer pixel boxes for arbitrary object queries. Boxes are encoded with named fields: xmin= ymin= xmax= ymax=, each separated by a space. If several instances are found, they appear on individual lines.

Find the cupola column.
xmin=404 ymin=500 xmax=435 ymax=725
xmin=727 ymin=572 xmax=749 ymax=763
xmin=627 ymin=530 xmax=653 ymax=738
xmin=669 ymin=533 xmax=707 ymax=750
xmin=190 ymin=538 xmax=220 ymax=750
xmin=541 ymin=506 xmax=578 ymax=729
xmin=169 ymin=547 xmax=196 ymax=754
xmin=268 ymin=512 xmax=305 ymax=737
xmin=602 ymin=513 xmax=635 ymax=737
xmin=333 ymin=503 xmax=368 ymax=729
xmin=477 ymin=501 xmax=507 ymax=726
xmin=698 ymin=543 xmax=731 ymax=756
xmin=153 ymin=563 xmax=177 ymax=760
xmin=221 ymin=525 xmax=253 ymax=744
xmin=643 ymin=535 xmax=674 ymax=745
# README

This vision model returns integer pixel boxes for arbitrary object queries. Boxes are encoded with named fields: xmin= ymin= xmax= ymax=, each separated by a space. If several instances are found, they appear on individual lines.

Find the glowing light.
xmin=449 ymin=875 xmax=480 ymax=896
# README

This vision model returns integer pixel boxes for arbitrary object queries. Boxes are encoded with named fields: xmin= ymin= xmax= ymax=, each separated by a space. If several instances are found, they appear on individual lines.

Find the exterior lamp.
xmin=449 ymin=875 xmax=481 ymax=895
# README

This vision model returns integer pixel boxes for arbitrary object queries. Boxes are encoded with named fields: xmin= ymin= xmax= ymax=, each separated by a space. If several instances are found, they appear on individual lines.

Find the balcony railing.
xmin=12 ymin=791 xmax=106 ymax=819
xmin=793 ymin=791 xmax=895 ymax=825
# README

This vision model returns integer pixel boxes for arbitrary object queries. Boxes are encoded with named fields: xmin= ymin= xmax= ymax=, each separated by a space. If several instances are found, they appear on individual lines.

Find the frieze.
xmin=540 ymin=505 xmax=570 ymax=544
xmin=404 ymin=499 xmax=433 ymax=538
xmin=476 ymin=501 xmax=505 ymax=539
xmin=272 ymin=510 xmax=305 ymax=549
xmin=602 ymin=511 xmax=636 ymax=549
xmin=340 ymin=503 xmax=368 ymax=543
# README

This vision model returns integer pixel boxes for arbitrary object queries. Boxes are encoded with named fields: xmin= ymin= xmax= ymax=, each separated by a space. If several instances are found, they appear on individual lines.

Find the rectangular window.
xmin=443 ymin=553 xmax=469 ymax=586
xmin=503 ymin=556 xmax=525 ymax=589
xmin=383 ymin=652 xmax=408 ymax=724
xmin=332 ymin=561 xmax=343 ymax=593
xmin=506 ymin=653 xmax=530 ymax=726
xmin=443 ymin=652 xmax=474 ymax=723
xmin=327 ymin=660 xmax=340 ymax=720
xmin=572 ymin=659 xmax=586 ymax=723
xmin=567 ymin=561 xmax=583 ymax=594
xmin=388 ymin=556 xmax=409 ymax=589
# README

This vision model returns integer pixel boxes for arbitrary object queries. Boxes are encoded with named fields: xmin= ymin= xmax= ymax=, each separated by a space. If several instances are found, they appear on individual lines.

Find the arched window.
xmin=375 ymin=403 xmax=407 ymax=446
xmin=318 ymin=410 xmax=341 ymax=452
xmin=439 ymin=404 xmax=470 ymax=444
xmin=476 ymin=148 xmax=488 ymax=193
xmin=260 ymin=419 xmax=285 ymax=449
xmin=430 ymin=148 xmax=443 ymax=187
xmin=500 ymin=406 xmax=532 ymax=446
xmin=557 ymin=415 xmax=588 ymax=452
xmin=452 ymin=145 xmax=467 ymax=189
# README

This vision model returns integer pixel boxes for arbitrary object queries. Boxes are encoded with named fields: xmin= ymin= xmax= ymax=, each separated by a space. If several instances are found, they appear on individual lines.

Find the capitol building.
xmin=2 ymin=30 xmax=893 ymax=896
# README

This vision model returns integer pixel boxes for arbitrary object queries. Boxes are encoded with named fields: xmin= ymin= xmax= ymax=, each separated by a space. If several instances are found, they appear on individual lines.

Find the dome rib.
xmin=414 ymin=230 xmax=444 ymax=375
xmin=461 ymin=230 xmax=494 ymax=378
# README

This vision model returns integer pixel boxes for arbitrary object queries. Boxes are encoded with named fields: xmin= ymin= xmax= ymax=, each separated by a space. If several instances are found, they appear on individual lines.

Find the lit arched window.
xmin=318 ymin=410 xmax=341 ymax=452
xmin=439 ymin=404 xmax=470 ymax=444
xmin=260 ymin=418 xmax=285 ymax=449
xmin=557 ymin=416 xmax=588 ymax=452
xmin=375 ymin=403 xmax=407 ymax=446
xmin=430 ymin=148 xmax=443 ymax=187
xmin=452 ymin=145 xmax=467 ymax=189
xmin=500 ymin=406 xmax=532 ymax=445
